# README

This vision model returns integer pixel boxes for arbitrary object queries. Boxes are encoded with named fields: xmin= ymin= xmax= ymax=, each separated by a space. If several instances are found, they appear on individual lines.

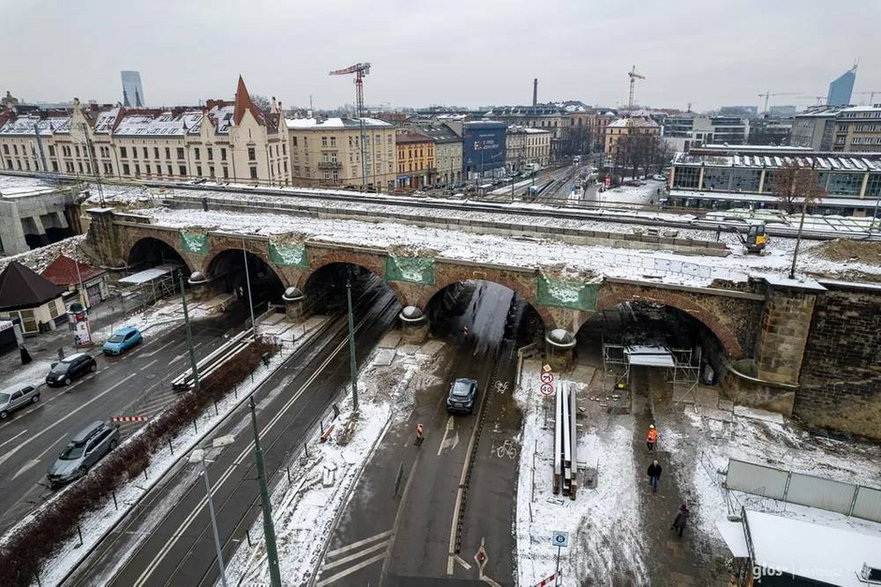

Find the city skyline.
xmin=2 ymin=0 xmax=879 ymax=112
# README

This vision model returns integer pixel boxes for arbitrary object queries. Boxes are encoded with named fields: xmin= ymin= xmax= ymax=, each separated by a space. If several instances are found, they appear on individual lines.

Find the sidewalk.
xmin=630 ymin=366 xmax=709 ymax=585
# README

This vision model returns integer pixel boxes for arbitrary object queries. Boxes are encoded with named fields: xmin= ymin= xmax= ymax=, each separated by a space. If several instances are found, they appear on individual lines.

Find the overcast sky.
xmin=3 ymin=0 xmax=879 ymax=112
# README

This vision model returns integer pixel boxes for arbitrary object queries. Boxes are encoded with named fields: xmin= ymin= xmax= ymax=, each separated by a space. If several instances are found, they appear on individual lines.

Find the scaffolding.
xmin=602 ymin=342 xmax=700 ymax=396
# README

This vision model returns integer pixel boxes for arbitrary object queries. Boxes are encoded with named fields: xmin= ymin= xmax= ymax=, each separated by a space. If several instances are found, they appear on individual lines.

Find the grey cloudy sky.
xmin=3 ymin=0 xmax=879 ymax=112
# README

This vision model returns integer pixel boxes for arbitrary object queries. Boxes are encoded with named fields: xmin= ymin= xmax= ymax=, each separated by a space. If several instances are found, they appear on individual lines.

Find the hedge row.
xmin=0 ymin=337 xmax=279 ymax=586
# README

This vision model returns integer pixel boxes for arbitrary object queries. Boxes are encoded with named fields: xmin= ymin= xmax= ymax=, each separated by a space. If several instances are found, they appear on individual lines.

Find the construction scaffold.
xmin=601 ymin=342 xmax=701 ymax=397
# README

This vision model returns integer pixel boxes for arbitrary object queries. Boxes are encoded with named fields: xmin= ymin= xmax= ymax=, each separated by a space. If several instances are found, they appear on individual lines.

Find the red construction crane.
xmin=329 ymin=62 xmax=371 ymax=190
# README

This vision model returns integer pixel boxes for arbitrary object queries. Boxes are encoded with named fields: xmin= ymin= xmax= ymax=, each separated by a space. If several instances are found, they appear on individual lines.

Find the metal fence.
xmin=724 ymin=458 xmax=881 ymax=523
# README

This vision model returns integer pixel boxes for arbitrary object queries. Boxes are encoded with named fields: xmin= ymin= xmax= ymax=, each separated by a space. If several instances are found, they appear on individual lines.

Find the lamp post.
xmin=788 ymin=162 xmax=816 ymax=280
xmin=249 ymin=397 xmax=282 ymax=587
xmin=241 ymin=238 xmax=256 ymax=339
xmin=346 ymin=274 xmax=359 ymax=413
xmin=179 ymin=272 xmax=200 ymax=392
xmin=189 ymin=435 xmax=235 ymax=587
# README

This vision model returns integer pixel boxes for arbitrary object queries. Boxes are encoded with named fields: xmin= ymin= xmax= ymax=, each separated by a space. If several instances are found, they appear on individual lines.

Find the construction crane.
xmin=627 ymin=65 xmax=645 ymax=113
xmin=330 ymin=62 xmax=371 ymax=191
xmin=855 ymin=91 xmax=881 ymax=105
xmin=758 ymin=91 xmax=801 ymax=112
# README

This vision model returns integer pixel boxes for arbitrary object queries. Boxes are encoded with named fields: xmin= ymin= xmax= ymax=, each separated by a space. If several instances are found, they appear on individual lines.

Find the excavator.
xmin=729 ymin=222 xmax=768 ymax=253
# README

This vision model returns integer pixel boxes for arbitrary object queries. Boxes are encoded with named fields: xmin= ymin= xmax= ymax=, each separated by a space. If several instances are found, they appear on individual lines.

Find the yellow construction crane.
xmin=330 ymin=62 xmax=372 ymax=190
xmin=627 ymin=65 xmax=645 ymax=112
xmin=758 ymin=91 xmax=801 ymax=112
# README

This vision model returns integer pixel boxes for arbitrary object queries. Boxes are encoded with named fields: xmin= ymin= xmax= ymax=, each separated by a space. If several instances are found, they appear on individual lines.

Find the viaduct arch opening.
xmin=206 ymin=249 xmax=286 ymax=311
xmin=301 ymin=262 xmax=403 ymax=317
xmin=128 ymin=237 xmax=190 ymax=273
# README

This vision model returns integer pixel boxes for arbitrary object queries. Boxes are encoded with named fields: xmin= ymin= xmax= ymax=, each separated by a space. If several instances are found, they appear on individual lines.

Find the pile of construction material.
xmin=553 ymin=382 xmax=579 ymax=499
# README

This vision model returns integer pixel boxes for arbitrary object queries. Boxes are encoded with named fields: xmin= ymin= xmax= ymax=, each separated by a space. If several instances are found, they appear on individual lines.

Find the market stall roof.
xmin=624 ymin=345 xmax=675 ymax=367
xmin=716 ymin=519 xmax=749 ymax=558
xmin=0 ymin=261 xmax=64 ymax=311
xmin=118 ymin=264 xmax=180 ymax=286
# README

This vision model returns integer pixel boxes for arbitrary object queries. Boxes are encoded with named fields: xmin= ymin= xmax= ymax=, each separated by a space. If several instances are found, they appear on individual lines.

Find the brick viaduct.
xmin=85 ymin=209 xmax=881 ymax=440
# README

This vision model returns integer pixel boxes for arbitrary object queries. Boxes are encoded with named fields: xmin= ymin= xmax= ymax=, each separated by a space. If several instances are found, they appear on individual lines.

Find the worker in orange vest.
xmin=646 ymin=424 xmax=658 ymax=452
xmin=415 ymin=423 xmax=425 ymax=447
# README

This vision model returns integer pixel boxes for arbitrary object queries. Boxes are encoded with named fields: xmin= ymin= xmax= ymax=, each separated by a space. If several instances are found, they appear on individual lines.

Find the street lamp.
xmin=788 ymin=161 xmax=816 ymax=280
xmin=241 ymin=238 xmax=256 ymax=340
xmin=189 ymin=434 xmax=236 ymax=587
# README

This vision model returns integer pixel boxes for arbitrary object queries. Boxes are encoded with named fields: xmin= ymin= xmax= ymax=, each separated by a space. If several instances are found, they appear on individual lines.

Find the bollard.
xmin=234 ymin=384 xmax=238 ymax=399
xmin=112 ymin=490 xmax=118 ymax=511
xmin=320 ymin=420 xmax=324 ymax=435
xmin=214 ymin=399 xmax=218 ymax=416
xmin=304 ymin=442 xmax=309 ymax=458
xmin=144 ymin=467 xmax=149 ymax=481
xmin=246 ymin=529 xmax=253 ymax=547
xmin=77 ymin=524 xmax=83 ymax=546
xmin=193 ymin=419 xmax=198 ymax=433
xmin=286 ymin=466 xmax=291 ymax=484
xmin=168 ymin=438 xmax=174 ymax=454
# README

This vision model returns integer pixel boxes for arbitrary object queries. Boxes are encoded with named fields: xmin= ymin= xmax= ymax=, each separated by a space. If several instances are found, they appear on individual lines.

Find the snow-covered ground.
xmin=223 ymin=338 xmax=447 ymax=586
xmin=662 ymin=400 xmax=881 ymax=560
xmin=14 ymin=317 xmax=328 ymax=585
xmin=0 ymin=235 xmax=86 ymax=273
xmin=514 ymin=360 xmax=648 ymax=586
xmin=598 ymin=180 xmax=665 ymax=206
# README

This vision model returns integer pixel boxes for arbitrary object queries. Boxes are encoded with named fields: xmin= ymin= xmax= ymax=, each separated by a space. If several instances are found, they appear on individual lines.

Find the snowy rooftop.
xmin=284 ymin=117 xmax=392 ymax=130
xmin=673 ymin=151 xmax=881 ymax=171
xmin=746 ymin=509 xmax=881 ymax=586
xmin=0 ymin=115 xmax=72 ymax=136
xmin=114 ymin=111 xmax=204 ymax=137
xmin=608 ymin=117 xmax=659 ymax=129
xmin=0 ymin=174 xmax=61 ymax=196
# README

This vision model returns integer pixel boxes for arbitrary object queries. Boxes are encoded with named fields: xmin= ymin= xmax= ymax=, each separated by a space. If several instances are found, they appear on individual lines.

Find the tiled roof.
xmin=40 ymin=255 xmax=106 ymax=287
xmin=0 ymin=261 xmax=63 ymax=311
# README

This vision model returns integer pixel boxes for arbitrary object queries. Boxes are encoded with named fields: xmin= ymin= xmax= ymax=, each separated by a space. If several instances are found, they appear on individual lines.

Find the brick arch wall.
xmin=297 ymin=250 xmax=409 ymax=308
xmin=590 ymin=284 xmax=746 ymax=358
xmin=125 ymin=231 xmax=198 ymax=274
xmin=416 ymin=266 xmax=556 ymax=331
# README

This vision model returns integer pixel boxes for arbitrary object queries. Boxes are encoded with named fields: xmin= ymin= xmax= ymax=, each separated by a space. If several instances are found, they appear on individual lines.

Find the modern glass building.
xmin=121 ymin=71 xmax=145 ymax=108
xmin=826 ymin=65 xmax=857 ymax=107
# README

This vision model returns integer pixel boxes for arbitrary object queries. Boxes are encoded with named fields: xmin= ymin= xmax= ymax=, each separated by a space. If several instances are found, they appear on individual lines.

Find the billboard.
xmin=463 ymin=121 xmax=507 ymax=175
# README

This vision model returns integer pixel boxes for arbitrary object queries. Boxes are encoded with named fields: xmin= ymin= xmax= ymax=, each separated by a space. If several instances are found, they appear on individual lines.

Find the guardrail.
xmin=171 ymin=328 xmax=253 ymax=391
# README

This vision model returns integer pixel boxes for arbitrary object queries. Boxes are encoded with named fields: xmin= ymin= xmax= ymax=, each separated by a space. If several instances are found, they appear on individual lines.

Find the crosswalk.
xmin=316 ymin=529 xmax=392 ymax=586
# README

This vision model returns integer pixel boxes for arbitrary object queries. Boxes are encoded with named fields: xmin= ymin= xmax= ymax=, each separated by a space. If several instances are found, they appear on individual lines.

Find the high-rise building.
xmin=826 ymin=65 xmax=857 ymax=107
xmin=121 ymin=70 xmax=145 ymax=107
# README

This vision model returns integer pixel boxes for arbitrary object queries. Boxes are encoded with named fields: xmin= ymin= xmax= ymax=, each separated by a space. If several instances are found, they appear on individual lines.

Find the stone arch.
xmin=297 ymin=251 xmax=409 ymax=309
xmin=128 ymin=235 xmax=193 ymax=273
xmin=417 ymin=272 xmax=554 ymax=331
xmin=204 ymin=247 xmax=285 ymax=286
xmin=589 ymin=288 xmax=743 ymax=358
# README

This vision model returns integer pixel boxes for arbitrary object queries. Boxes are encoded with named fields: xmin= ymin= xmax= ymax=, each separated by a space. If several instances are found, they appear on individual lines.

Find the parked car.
xmin=446 ymin=378 xmax=478 ymax=414
xmin=103 ymin=326 xmax=143 ymax=356
xmin=47 ymin=421 xmax=120 ymax=488
xmin=0 ymin=383 xmax=40 ymax=420
xmin=46 ymin=353 xmax=97 ymax=387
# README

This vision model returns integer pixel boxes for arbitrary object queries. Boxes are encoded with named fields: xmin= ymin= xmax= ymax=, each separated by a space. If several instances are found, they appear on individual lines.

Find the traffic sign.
xmin=540 ymin=372 xmax=554 ymax=384
xmin=542 ymin=364 xmax=553 ymax=373
xmin=551 ymin=531 xmax=569 ymax=548
xmin=540 ymin=383 xmax=554 ymax=396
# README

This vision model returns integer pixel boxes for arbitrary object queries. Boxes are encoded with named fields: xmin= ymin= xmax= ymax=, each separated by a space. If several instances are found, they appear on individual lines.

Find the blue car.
xmin=102 ymin=326 xmax=143 ymax=356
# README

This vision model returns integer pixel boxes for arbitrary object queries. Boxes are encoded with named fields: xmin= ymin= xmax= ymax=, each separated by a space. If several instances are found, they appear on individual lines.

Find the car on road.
xmin=45 ymin=353 xmax=97 ymax=387
xmin=47 ymin=421 xmax=120 ymax=488
xmin=446 ymin=378 xmax=478 ymax=414
xmin=0 ymin=383 xmax=40 ymax=420
xmin=103 ymin=326 xmax=143 ymax=356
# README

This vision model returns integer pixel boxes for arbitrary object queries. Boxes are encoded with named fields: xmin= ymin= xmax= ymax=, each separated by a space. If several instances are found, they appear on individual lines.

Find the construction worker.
xmin=646 ymin=424 xmax=658 ymax=452
xmin=462 ymin=324 xmax=470 ymax=340
xmin=415 ymin=423 xmax=425 ymax=447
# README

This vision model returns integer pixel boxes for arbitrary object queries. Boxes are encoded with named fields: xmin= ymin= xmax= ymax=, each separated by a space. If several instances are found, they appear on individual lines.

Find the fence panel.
xmin=852 ymin=486 xmax=881 ymax=523
xmin=725 ymin=459 xmax=788 ymax=500
xmin=786 ymin=472 xmax=856 ymax=514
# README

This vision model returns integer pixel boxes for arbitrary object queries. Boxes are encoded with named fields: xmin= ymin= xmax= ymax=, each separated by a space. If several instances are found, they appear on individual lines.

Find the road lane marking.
xmin=143 ymin=341 xmax=173 ymax=358
xmin=316 ymin=552 xmax=386 ymax=586
xmin=132 ymin=317 xmax=369 ymax=587
xmin=325 ymin=530 xmax=392 ymax=558
xmin=0 ymin=377 xmax=130 ymax=468
xmin=139 ymin=359 xmax=159 ymax=372
xmin=0 ymin=429 xmax=28 ymax=449
xmin=437 ymin=416 xmax=455 ymax=456
xmin=321 ymin=539 xmax=389 ymax=571
xmin=12 ymin=433 xmax=67 ymax=480
xmin=454 ymin=555 xmax=472 ymax=570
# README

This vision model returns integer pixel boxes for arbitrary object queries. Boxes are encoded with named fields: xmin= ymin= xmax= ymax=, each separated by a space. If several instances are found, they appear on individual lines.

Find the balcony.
xmin=318 ymin=161 xmax=343 ymax=170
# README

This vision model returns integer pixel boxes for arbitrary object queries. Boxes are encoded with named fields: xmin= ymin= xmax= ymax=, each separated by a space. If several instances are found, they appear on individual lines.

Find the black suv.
xmin=46 ymin=353 xmax=97 ymax=387
xmin=446 ymin=378 xmax=478 ymax=414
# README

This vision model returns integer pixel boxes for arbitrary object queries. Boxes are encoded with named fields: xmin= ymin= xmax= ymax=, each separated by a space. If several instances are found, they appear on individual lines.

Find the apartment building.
xmin=395 ymin=131 xmax=436 ymax=189
xmin=410 ymin=124 xmax=462 ymax=186
xmin=832 ymin=105 xmax=881 ymax=152
xmin=286 ymin=117 xmax=396 ymax=190
xmin=506 ymin=125 xmax=551 ymax=171
xmin=0 ymin=76 xmax=291 ymax=186
xmin=604 ymin=117 xmax=661 ymax=156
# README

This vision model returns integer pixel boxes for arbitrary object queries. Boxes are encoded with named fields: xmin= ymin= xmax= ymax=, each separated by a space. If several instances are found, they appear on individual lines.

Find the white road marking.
xmin=12 ymin=433 xmax=67 ymax=479
xmin=437 ymin=416 xmax=455 ymax=456
xmin=0 ymin=377 xmax=130 ymax=468
xmin=321 ymin=539 xmax=389 ymax=571
xmin=454 ymin=555 xmax=472 ymax=570
xmin=143 ymin=341 xmax=173 ymax=358
xmin=316 ymin=552 xmax=386 ymax=586
xmin=0 ymin=429 xmax=28 ymax=449
xmin=139 ymin=358 xmax=159 ymax=372
xmin=132 ymin=326 xmax=359 ymax=587
xmin=325 ymin=530 xmax=392 ymax=558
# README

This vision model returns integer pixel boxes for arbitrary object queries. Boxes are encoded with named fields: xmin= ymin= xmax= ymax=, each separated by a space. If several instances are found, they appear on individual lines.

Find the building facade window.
xmin=250 ymin=166 xmax=258 ymax=179
xmin=248 ymin=147 xmax=256 ymax=160
xmin=177 ymin=147 xmax=185 ymax=159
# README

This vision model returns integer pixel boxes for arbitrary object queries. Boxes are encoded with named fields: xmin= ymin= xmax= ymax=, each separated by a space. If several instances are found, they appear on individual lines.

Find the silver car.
xmin=0 ymin=383 xmax=40 ymax=420
xmin=47 ymin=421 xmax=120 ymax=488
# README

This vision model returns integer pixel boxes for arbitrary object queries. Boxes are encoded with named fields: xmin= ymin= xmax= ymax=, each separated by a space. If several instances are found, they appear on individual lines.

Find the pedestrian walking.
xmin=671 ymin=502 xmax=690 ymax=537
xmin=647 ymin=460 xmax=662 ymax=493
xmin=646 ymin=424 xmax=658 ymax=451
xmin=414 ymin=423 xmax=425 ymax=447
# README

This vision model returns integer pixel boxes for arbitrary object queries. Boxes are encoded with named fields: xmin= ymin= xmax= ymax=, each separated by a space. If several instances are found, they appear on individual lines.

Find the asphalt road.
xmin=0 ymin=307 xmax=249 ymax=537
xmin=66 ymin=282 xmax=400 ymax=587
xmin=316 ymin=282 xmax=525 ymax=586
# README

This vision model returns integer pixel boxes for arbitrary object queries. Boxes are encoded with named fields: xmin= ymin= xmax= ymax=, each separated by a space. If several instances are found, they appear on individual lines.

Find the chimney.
xmin=533 ymin=78 xmax=538 ymax=106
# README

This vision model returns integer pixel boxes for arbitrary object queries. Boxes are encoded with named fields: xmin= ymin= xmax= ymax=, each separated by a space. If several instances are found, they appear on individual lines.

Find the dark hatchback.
xmin=446 ymin=378 xmax=478 ymax=414
xmin=46 ymin=353 xmax=97 ymax=387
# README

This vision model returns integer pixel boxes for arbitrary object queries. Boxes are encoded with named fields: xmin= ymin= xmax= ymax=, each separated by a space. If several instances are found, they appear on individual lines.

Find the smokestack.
xmin=533 ymin=78 xmax=538 ymax=106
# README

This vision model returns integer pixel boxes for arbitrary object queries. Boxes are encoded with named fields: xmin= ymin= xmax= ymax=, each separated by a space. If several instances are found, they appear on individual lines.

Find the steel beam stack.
xmin=552 ymin=382 xmax=579 ymax=499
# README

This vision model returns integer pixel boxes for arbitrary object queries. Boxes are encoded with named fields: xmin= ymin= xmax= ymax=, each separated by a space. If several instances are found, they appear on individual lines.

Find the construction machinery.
xmin=758 ymin=91 xmax=801 ymax=112
xmin=728 ymin=222 xmax=768 ymax=253
xmin=329 ymin=62 xmax=371 ymax=190
xmin=627 ymin=65 xmax=645 ymax=112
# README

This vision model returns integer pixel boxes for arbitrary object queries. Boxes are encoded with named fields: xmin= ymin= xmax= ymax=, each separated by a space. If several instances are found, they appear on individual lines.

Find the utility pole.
xmin=249 ymin=397 xmax=282 ymax=587
xmin=179 ymin=272 xmax=200 ymax=391
xmin=346 ymin=274 xmax=360 ymax=413
xmin=198 ymin=451 xmax=228 ymax=587
xmin=241 ymin=239 xmax=256 ymax=338
xmin=788 ymin=162 xmax=816 ymax=280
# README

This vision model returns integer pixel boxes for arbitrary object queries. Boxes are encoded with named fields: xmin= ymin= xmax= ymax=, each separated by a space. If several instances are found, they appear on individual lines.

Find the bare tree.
xmin=251 ymin=94 xmax=272 ymax=112
xmin=770 ymin=163 xmax=825 ymax=214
